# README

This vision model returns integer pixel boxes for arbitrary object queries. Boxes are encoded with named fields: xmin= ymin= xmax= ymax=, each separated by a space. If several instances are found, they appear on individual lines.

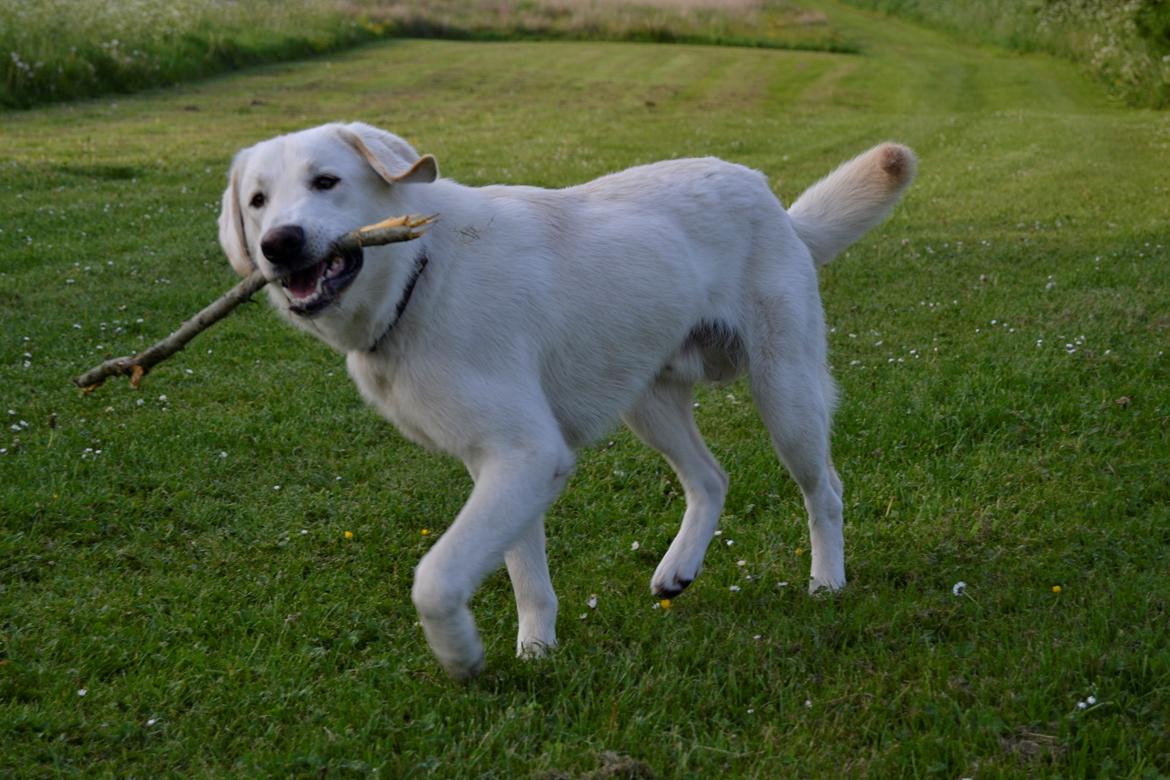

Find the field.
xmin=2 ymin=0 xmax=1169 ymax=776
xmin=0 ymin=0 xmax=849 ymax=109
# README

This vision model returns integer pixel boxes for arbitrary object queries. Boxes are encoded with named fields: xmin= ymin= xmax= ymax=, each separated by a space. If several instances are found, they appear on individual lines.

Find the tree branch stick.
xmin=73 ymin=214 xmax=436 ymax=392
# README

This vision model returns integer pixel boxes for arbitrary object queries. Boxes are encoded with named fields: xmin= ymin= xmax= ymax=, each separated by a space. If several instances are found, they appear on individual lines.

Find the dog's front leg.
xmin=412 ymin=442 xmax=573 ymax=679
xmin=505 ymin=514 xmax=558 ymax=657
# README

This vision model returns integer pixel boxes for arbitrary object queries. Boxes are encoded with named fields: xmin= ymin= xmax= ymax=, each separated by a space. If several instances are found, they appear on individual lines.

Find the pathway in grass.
xmin=1 ymin=3 xmax=1167 ymax=776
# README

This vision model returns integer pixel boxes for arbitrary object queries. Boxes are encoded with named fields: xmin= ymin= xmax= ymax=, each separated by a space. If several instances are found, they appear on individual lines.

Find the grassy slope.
xmin=0 ymin=0 xmax=850 ymax=110
xmin=1 ymin=2 xmax=1168 ymax=776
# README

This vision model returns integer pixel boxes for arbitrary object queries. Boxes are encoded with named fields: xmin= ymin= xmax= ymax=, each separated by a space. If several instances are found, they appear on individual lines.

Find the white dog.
xmin=218 ymin=123 xmax=916 ymax=679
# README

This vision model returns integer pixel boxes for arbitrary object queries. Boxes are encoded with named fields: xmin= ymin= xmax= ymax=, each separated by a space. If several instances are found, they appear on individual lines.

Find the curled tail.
xmin=788 ymin=142 xmax=917 ymax=266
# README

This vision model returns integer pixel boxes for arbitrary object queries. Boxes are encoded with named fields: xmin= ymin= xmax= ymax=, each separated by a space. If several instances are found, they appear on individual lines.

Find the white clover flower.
xmin=952 ymin=581 xmax=967 ymax=597
xmin=729 ymin=585 xmax=741 ymax=592
xmin=587 ymin=594 xmax=598 ymax=609
xmin=630 ymin=541 xmax=640 ymax=551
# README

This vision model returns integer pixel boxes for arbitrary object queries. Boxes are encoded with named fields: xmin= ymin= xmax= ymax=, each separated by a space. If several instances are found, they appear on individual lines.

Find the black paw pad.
xmin=653 ymin=578 xmax=693 ymax=599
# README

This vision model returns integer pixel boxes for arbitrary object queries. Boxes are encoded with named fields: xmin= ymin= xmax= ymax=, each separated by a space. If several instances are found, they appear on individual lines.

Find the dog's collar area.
xmin=368 ymin=249 xmax=429 ymax=353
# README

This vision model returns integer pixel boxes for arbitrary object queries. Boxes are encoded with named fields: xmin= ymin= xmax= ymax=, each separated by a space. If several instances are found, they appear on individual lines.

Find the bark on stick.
xmin=73 ymin=214 xmax=435 ymax=392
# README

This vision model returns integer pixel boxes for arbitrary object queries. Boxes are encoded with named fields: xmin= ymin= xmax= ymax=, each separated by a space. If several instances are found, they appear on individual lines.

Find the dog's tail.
xmin=788 ymin=142 xmax=917 ymax=267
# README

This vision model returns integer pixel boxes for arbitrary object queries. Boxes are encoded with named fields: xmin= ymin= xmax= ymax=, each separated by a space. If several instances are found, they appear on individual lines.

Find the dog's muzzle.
xmin=282 ymin=244 xmax=364 ymax=317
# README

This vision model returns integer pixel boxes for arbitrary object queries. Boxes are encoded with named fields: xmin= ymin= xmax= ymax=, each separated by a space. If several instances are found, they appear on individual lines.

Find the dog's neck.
xmin=368 ymin=247 xmax=429 ymax=353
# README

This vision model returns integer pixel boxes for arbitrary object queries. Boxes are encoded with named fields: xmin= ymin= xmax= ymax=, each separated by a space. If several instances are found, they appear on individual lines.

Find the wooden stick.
xmin=73 ymin=214 xmax=436 ymax=392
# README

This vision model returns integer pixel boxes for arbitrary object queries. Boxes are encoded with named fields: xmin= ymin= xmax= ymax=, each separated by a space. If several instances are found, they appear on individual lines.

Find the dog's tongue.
xmin=286 ymin=261 xmax=325 ymax=299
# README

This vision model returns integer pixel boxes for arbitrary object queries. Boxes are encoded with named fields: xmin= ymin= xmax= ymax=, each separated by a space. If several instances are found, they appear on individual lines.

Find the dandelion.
xmin=1052 ymin=585 xmax=1062 ymax=594
xmin=659 ymin=598 xmax=671 ymax=609
xmin=344 ymin=530 xmax=353 ymax=540
xmin=952 ymin=581 xmax=967 ymax=597
xmin=794 ymin=547 xmax=804 ymax=556
xmin=420 ymin=528 xmax=430 ymax=536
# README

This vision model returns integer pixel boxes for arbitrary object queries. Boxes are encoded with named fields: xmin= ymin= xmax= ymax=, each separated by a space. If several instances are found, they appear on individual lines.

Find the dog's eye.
xmin=249 ymin=192 xmax=266 ymax=209
xmin=312 ymin=174 xmax=340 ymax=191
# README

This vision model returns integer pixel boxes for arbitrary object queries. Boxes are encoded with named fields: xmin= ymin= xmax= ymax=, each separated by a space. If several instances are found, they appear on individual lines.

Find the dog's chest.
xmin=345 ymin=350 xmax=447 ymax=452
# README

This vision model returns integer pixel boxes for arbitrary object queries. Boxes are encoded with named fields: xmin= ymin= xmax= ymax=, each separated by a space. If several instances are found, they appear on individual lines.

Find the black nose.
xmin=260 ymin=224 xmax=306 ymax=266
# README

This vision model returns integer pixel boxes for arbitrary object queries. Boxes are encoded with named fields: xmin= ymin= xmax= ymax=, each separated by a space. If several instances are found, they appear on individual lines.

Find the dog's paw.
xmin=438 ymin=647 xmax=486 ymax=682
xmin=652 ymin=577 xmax=693 ymax=599
xmin=651 ymin=559 xmax=699 ymax=599
xmin=808 ymin=574 xmax=846 ymax=595
xmin=516 ymin=637 xmax=556 ymax=660
xmin=651 ymin=533 xmax=713 ymax=598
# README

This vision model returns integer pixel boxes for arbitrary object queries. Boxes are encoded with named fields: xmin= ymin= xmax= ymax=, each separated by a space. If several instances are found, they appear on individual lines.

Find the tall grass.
xmin=0 ymin=0 xmax=373 ymax=109
xmin=345 ymin=0 xmax=849 ymax=50
xmin=837 ymin=0 xmax=1170 ymax=107
xmin=0 ymin=0 xmax=852 ymax=110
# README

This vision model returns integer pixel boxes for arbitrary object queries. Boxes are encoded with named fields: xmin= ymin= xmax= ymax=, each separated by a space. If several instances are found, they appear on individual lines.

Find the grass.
xmin=0 ymin=0 xmax=851 ymax=110
xmin=837 ymin=0 xmax=1170 ymax=108
xmin=2 ymin=0 xmax=1170 ymax=775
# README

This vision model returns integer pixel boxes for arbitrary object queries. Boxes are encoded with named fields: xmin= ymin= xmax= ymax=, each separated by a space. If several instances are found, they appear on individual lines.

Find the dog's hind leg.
xmin=747 ymin=302 xmax=845 ymax=594
xmin=504 ymin=514 xmax=558 ymax=658
xmin=622 ymin=378 xmax=728 ymax=598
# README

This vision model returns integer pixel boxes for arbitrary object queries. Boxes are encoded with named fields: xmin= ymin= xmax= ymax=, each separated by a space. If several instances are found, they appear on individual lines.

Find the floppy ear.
xmin=337 ymin=123 xmax=439 ymax=185
xmin=218 ymin=150 xmax=255 ymax=278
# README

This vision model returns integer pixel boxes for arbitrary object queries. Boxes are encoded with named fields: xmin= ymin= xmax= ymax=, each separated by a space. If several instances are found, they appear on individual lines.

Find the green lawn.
xmin=2 ymin=1 xmax=1168 ymax=776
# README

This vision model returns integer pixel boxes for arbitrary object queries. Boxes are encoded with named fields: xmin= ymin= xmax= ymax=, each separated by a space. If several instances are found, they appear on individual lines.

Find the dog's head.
xmin=218 ymin=122 xmax=438 ymax=351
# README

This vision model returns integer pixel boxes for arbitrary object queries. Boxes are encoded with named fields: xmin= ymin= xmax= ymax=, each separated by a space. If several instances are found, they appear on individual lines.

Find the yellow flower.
xmin=659 ymin=598 xmax=671 ymax=609
xmin=1051 ymin=585 xmax=1062 ymax=593
xmin=344 ymin=530 xmax=353 ymax=540
xmin=794 ymin=547 xmax=804 ymax=556
xmin=420 ymin=528 xmax=430 ymax=536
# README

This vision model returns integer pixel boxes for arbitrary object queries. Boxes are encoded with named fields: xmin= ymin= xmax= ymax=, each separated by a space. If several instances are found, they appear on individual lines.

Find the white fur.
xmin=219 ymin=122 xmax=916 ymax=679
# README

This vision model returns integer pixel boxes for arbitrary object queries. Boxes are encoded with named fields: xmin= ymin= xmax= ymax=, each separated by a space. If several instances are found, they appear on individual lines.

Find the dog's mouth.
xmin=282 ymin=245 xmax=363 ymax=317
